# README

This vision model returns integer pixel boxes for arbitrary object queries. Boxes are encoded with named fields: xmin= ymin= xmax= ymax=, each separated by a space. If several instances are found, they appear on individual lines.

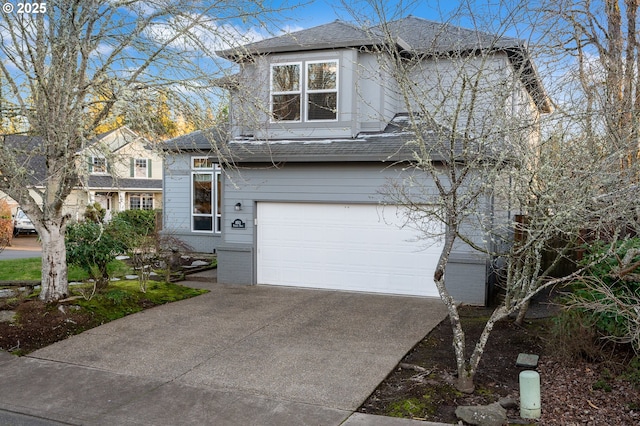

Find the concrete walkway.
xmin=0 ymin=272 xmax=450 ymax=425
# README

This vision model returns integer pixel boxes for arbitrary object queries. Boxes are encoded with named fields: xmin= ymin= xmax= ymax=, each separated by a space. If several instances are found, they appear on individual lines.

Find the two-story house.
xmin=162 ymin=17 xmax=550 ymax=304
xmin=82 ymin=127 xmax=163 ymax=220
xmin=1 ymin=126 xmax=163 ymax=221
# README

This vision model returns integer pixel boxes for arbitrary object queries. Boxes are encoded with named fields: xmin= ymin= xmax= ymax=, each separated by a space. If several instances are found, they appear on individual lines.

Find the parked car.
xmin=13 ymin=209 xmax=36 ymax=237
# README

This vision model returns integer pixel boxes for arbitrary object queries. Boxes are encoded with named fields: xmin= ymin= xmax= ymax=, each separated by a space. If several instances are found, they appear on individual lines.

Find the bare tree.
xmin=343 ymin=0 xmax=639 ymax=392
xmin=0 ymin=1 xmax=284 ymax=301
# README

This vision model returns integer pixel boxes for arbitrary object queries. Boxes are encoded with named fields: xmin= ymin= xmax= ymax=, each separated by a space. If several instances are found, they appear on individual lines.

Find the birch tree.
xmin=0 ymin=0 xmax=282 ymax=301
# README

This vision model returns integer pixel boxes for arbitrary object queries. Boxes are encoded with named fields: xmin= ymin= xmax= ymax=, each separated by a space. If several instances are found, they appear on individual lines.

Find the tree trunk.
xmin=514 ymin=298 xmax=530 ymax=326
xmin=456 ymin=372 xmax=475 ymax=394
xmin=433 ymin=226 xmax=475 ymax=393
xmin=38 ymin=226 xmax=69 ymax=302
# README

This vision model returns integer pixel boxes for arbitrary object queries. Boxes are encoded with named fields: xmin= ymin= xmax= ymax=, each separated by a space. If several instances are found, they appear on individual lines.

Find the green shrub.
xmin=111 ymin=209 xmax=156 ymax=237
xmin=570 ymin=238 xmax=640 ymax=351
xmin=66 ymin=221 xmax=130 ymax=291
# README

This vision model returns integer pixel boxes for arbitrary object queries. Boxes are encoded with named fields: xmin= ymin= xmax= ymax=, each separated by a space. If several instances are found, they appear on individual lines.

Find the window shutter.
xmin=130 ymin=158 xmax=134 ymax=177
xmin=88 ymin=156 xmax=93 ymax=173
xmin=148 ymin=159 xmax=152 ymax=177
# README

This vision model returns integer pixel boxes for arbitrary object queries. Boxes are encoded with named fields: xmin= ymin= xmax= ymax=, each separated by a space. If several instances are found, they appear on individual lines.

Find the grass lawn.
xmin=0 ymin=257 xmax=131 ymax=281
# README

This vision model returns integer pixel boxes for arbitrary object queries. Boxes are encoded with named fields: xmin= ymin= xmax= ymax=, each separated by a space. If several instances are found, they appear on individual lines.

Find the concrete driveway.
xmin=0 ymin=279 xmax=447 ymax=425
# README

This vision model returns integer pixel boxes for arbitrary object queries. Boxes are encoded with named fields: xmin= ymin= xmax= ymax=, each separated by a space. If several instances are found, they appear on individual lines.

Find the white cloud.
xmin=145 ymin=14 xmax=270 ymax=56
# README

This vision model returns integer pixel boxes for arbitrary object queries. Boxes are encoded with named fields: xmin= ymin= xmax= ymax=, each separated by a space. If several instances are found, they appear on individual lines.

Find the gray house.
xmin=162 ymin=17 xmax=550 ymax=304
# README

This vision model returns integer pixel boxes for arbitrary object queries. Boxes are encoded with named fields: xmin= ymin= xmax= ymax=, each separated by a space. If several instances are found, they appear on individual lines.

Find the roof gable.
xmin=219 ymin=16 xmax=522 ymax=59
xmin=218 ymin=20 xmax=377 ymax=58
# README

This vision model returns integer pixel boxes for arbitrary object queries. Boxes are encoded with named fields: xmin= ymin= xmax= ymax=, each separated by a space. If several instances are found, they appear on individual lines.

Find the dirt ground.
xmin=359 ymin=304 xmax=640 ymax=425
xmin=0 ymin=299 xmax=99 ymax=354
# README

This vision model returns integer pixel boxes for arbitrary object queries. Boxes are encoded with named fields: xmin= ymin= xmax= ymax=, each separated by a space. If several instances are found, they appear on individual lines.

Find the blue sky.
xmin=257 ymin=1 xmax=539 ymax=43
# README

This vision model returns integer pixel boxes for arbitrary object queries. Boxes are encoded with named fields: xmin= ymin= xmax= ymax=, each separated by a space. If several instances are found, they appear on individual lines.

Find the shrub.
xmin=84 ymin=202 xmax=106 ymax=223
xmin=111 ymin=209 xmax=156 ymax=236
xmin=567 ymin=238 xmax=640 ymax=353
xmin=66 ymin=221 xmax=130 ymax=294
xmin=0 ymin=200 xmax=12 ymax=250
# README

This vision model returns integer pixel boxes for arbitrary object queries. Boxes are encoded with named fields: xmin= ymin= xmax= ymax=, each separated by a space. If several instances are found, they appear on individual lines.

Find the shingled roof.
xmin=220 ymin=16 xmax=521 ymax=58
xmin=163 ymin=114 xmax=493 ymax=164
xmin=218 ymin=16 xmax=551 ymax=113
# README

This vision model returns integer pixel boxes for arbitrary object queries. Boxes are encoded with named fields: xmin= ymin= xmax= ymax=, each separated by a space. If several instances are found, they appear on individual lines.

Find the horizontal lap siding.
xmin=224 ymin=163 xmax=412 ymax=245
xmin=163 ymin=154 xmax=220 ymax=253
xmin=222 ymin=162 xmax=489 ymax=304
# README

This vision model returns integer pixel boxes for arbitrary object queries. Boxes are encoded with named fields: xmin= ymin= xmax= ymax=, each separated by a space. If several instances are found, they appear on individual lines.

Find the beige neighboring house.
xmin=1 ymin=127 xmax=163 ymax=221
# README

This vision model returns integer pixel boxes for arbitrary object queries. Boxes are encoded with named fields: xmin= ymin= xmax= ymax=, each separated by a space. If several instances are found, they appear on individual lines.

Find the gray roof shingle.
xmin=163 ymin=114 xmax=488 ymax=164
xmin=218 ymin=20 xmax=378 ymax=58
xmin=218 ymin=16 xmax=551 ymax=113
xmin=87 ymin=176 xmax=163 ymax=190
xmin=219 ymin=16 xmax=521 ymax=58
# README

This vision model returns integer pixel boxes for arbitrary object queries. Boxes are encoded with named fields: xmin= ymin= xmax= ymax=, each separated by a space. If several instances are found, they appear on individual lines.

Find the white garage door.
xmin=256 ymin=202 xmax=443 ymax=297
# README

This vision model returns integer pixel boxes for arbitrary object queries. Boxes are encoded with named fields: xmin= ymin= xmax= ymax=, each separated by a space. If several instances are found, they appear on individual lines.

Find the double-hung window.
xmin=191 ymin=157 xmax=221 ymax=233
xmin=271 ymin=63 xmax=301 ymax=121
xmin=270 ymin=60 xmax=338 ymax=122
xmin=133 ymin=158 xmax=151 ymax=178
xmin=90 ymin=156 xmax=107 ymax=174
xmin=306 ymin=61 xmax=337 ymax=120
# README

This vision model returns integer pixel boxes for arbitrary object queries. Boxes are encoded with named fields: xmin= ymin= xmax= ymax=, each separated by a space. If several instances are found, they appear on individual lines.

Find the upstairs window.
xmin=271 ymin=60 xmax=338 ymax=122
xmin=89 ymin=156 xmax=107 ymax=174
xmin=271 ymin=63 xmax=301 ymax=121
xmin=132 ymin=158 xmax=152 ymax=178
xmin=307 ymin=61 xmax=337 ymax=120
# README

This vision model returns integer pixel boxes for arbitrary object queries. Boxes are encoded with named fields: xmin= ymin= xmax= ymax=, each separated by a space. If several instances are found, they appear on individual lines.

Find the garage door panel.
xmin=257 ymin=203 xmax=442 ymax=297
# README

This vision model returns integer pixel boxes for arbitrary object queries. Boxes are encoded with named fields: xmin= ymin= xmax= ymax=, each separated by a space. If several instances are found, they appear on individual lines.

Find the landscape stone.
xmin=499 ymin=396 xmax=519 ymax=409
xmin=0 ymin=311 xmax=16 ymax=323
xmin=455 ymin=402 xmax=507 ymax=426
xmin=0 ymin=289 xmax=15 ymax=298
xmin=516 ymin=353 xmax=539 ymax=368
xmin=125 ymin=275 xmax=138 ymax=280
xmin=189 ymin=260 xmax=209 ymax=267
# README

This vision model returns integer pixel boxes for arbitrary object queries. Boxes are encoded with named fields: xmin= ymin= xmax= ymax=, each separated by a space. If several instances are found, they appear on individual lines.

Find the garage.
xmin=256 ymin=202 xmax=443 ymax=297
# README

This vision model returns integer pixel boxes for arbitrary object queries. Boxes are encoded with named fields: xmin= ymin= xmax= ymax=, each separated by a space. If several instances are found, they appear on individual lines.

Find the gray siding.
xmin=218 ymin=162 xmax=490 ymax=304
xmin=217 ymin=244 xmax=253 ymax=284
xmin=162 ymin=153 xmax=221 ymax=253
xmin=231 ymin=49 xmax=392 ymax=139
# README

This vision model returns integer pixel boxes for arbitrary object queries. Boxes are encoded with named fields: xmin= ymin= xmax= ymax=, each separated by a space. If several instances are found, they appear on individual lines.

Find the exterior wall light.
xmin=235 ymin=202 xmax=242 ymax=211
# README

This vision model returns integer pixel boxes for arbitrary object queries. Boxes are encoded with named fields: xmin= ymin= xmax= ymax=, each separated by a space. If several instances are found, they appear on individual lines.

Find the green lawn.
xmin=0 ymin=257 xmax=130 ymax=281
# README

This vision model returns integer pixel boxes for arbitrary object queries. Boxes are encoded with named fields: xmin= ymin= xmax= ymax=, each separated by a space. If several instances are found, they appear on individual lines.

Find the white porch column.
xmin=118 ymin=191 xmax=126 ymax=211
xmin=88 ymin=191 xmax=96 ymax=205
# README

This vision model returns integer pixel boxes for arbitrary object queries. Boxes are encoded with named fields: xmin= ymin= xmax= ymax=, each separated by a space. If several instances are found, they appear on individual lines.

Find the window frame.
xmin=191 ymin=157 xmax=221 ymax=234
xmin=270 ymin=59 xmax=339 ymax=123
xmin=129 ymin=193 xmax=154 ymax=210
xmin=90 ymin=156 xmax=108 ymax=174
xmin=305 ymin=60 xmax=339 ymax=122
xmin=134 ymin=158 xmax=149 ymax=178
xmin=270 ymin=62 xmax=302 ymax=123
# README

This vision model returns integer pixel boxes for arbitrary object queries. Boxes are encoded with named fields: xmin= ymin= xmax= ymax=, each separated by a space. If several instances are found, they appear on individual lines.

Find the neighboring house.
xmin=82 ymin=127 xmax=163 ymax=220
xmin=162 ymin=17 xmax=550 ymax=304
xmin=1 ymin=127 xmax=163 ymax=221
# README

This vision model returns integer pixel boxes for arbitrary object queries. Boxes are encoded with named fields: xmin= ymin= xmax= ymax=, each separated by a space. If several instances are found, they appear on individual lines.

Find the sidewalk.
xmin=0 ymin=271 xmax=452 ymax=425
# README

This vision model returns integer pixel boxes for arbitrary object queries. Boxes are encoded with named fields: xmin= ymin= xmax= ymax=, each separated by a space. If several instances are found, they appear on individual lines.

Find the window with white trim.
xmin=130 ymin=193 xmax=154 ymax=210
xmin=134 ymin=158 xmax=150 ymax=178
xmin=90 ymin=156 xmax=107 ymax=174
xmin=270 ymin=60 xmax=338 ymax=122
xmin=191 ymin=157 xmax=221 ymax=233
xmin=306 ymin=61 xmax=338 ymax=120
